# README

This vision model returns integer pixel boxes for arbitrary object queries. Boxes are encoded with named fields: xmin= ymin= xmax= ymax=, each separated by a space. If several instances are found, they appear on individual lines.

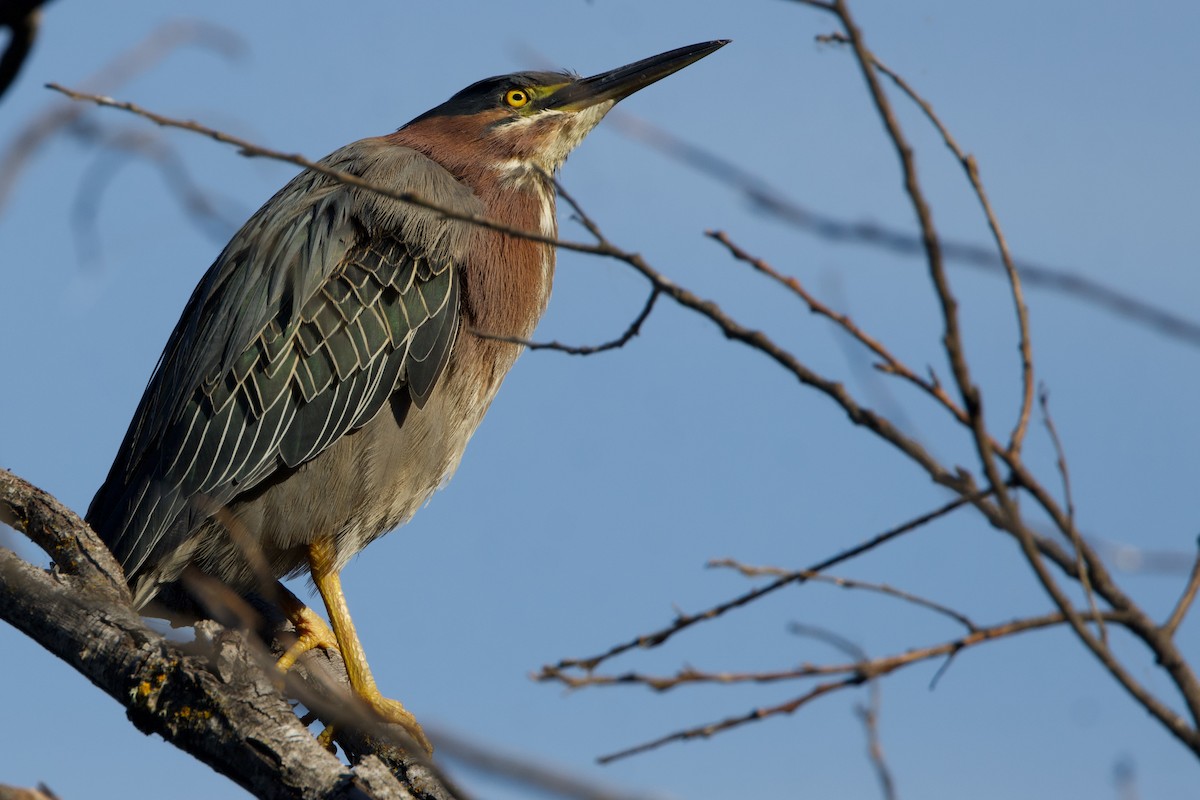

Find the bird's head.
xmin=394 ymin=40 xmax=729 ymax=183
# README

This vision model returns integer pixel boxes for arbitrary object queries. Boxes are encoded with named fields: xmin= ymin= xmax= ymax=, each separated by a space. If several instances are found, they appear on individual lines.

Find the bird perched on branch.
xmin=86 ymin=40 xmax=727 ymax=753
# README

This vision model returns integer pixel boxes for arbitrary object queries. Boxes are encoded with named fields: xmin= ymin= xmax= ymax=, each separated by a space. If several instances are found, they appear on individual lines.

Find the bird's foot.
xmin=275 ymin=602 xmax=433 ymax=755
xmin=359 ymin=691 xmax=433 ymax=755
xmin=309 ymin=688 xmax=432 ymax=756
xmin=276 ymin=603 xmax=340 ymax=672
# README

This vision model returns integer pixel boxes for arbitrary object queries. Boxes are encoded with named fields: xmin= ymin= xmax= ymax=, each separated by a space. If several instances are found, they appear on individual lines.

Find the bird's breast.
xmin=333 ymin=184 xmax=558 ymax=566
xmin=346 ymin=329 xmax=507 ymax=557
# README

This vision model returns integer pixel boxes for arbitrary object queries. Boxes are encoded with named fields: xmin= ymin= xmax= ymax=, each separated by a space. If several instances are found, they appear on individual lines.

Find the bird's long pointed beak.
xmin=546 ymin=40 xmax=730 ymax=112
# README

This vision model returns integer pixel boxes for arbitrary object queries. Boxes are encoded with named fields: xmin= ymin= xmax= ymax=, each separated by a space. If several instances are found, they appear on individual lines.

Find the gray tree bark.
xmin=0 ymin=468 xmax=465 ymax=800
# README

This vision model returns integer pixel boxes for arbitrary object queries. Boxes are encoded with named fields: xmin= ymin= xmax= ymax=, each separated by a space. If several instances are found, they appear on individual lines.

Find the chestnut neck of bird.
xmin=385 ymin=118 xmax=562 ymax=339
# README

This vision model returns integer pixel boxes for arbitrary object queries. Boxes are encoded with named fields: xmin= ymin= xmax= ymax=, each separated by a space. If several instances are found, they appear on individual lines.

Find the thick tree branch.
xmin=0 ymin=469 xmax=461 ymax=800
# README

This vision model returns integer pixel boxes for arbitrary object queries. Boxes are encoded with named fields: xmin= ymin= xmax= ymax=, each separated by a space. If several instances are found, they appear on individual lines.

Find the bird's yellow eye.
xmin=504 ymin=89 xmax=530 ymax=109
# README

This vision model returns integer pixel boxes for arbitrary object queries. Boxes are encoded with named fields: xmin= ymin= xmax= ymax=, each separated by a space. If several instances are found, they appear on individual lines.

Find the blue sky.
xmin=3 ymin=2 xmax=1199 ymax=798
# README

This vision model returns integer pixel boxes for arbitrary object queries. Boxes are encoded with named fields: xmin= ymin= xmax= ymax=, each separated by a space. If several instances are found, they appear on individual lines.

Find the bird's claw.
xmin=275 ymin=602 xmax=433 ymax=755
xmin=276 ymin=603 xmax=341 ymax=673
xmin=364 ymin=694 xmax=434 ymax=755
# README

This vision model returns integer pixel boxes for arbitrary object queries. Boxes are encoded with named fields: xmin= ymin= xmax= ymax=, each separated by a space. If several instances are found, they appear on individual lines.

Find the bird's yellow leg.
xmin=308 ymin=535 xmax=433 ymax=754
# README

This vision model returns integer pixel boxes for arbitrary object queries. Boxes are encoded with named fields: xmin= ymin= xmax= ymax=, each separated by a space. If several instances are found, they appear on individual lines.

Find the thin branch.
xmin=707 ymin=229 xmax=970 ymax=426
xmin=553 ymin=610 xmax=1128 ymax=692
xmin=816 ymin=30 xmax=1034 ymax=454
xmin=592 ymin=610 xmax=1118 ymax=763
xmin=1039 ymin=386 xmax=1106 ymax=644
xmin=858 ymin=698 xmax=897 ymax=800
xmin=540 ymin=492 xmax=987 ymax=677
xmin=553 ymin=179 xmax=606 ymax=243
xmin=709 ymin=557 xmax=977 ymax=631
xmin=788 ymin=624 xmax=897 ymax=800
xmin=1002 ymin=443 xmax=1200 ymax=737
xmin=597 ymin=676 xmax=859 ymax=763
xmin=701 ymin=230 xmax=1103 ymax=612
xmin=470 ymin=287 xmax=661 ymax=355
xmin=811 ymin=5 xmax=971 ymax=432
xmin=1163 ymin=537 xmax=1200 ymax=638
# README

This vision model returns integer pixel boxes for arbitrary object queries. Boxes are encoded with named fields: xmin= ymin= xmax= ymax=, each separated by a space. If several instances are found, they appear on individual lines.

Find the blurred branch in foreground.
xmin=609 ymin=109 xmax=1200 ymax=349
xmin=1 ymin=20 xmax=248 ymax=265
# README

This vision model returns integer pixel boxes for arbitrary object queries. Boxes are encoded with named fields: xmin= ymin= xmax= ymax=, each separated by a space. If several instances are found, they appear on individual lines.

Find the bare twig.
xmin=597 ymin=676 xmax=858 ymax=763
xmin=709 ymin=557 xmax=977 ymax=631
xmin=788 ymin=624 xmax=897 ymax=800
xmin=1039 ymin=387 xmax=1106 ymax=644
xmin=549 ymin=610 xmax=1127 ymax=694
xmin=470 ymin=287 xmax=660 ymax=355
xmin=591 ymin=610 xmax=1120 ymax=763
xmin=815 ymin=30 xmax=1034 ymax=453
xmin=540 ymin=491 xmax=987 ymax=677
xmin=858 ymin=698 xmax=897 ymax=800
xmin=1163 ymin=537 xmax=1200 ymax=638
xmin=707 ymin=229 xmax=970 ymax=426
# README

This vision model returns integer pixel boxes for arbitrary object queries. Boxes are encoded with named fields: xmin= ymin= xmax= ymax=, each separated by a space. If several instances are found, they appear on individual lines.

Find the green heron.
xmin=86 ymin=40 xmax=728 ymax=753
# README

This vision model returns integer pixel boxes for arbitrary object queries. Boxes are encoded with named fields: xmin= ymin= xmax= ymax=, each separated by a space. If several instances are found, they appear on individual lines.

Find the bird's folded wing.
xmin=87 ymin=140 xmax=481 ymax=581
